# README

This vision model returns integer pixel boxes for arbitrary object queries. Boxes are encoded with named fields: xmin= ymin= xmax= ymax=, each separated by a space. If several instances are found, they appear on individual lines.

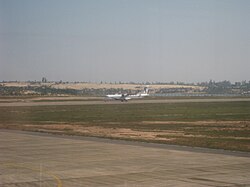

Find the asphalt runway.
xmin=1 ymin=98 xmax=250 ymax=107
xmin=0 ymin=130 xmax=249 ymax=187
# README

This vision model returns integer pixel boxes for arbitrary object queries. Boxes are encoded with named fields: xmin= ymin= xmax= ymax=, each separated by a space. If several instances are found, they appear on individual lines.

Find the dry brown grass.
xmin=2 ymin=120 xmax=249 ymax=144
xmin=3 ymin=82 xmax=203 ymax=90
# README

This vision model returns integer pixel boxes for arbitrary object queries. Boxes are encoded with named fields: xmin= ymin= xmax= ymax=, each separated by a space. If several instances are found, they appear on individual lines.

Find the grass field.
xmin=0 ymin=101 xmax=250 ymax=152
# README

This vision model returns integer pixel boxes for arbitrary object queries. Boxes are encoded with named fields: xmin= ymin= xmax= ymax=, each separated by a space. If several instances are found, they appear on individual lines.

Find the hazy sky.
xmin=0 ymin=0 xmax=249 ymax=83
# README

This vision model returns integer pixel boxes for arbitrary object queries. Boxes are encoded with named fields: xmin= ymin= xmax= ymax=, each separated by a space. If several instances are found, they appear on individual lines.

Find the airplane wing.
xmin=120 ymin=93 xmax=130 ymax=101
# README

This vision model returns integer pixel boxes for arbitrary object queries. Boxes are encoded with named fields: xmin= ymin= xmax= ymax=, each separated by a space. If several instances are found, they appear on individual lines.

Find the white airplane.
xmin=106 ymin=86 xmax=149 ymax=102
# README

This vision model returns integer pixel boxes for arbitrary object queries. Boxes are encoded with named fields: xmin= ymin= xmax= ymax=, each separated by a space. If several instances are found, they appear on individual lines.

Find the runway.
xmin=0 ymin=130 xmax=249 ymax=186
xmin=1 ymin=97 xmax=250 ymax=107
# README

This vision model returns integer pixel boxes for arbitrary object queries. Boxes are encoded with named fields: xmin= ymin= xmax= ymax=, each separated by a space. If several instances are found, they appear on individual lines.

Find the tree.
xmin=42 ymin=77 xmax=47 ymax=83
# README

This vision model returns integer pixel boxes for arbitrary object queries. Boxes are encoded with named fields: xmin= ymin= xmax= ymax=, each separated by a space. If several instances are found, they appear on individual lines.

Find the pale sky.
xmin=0 ymin=0 xmax=249 ymax=83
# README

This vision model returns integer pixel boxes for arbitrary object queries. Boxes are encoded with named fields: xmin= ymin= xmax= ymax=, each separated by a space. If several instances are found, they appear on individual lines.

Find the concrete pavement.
xmin=0 ymin=130 xmax=249 ymax=187
xmin=1 ymin=98 xmax=250 ymax=107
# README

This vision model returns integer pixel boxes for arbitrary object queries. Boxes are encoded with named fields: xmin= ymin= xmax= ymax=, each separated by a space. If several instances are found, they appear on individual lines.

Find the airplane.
xmin=105 ymin=86 xmax=149 ymax=102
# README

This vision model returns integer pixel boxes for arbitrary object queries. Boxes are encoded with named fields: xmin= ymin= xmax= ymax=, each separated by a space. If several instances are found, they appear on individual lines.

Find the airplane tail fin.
xmin=143 ymin=86 xmax=149 ymax=94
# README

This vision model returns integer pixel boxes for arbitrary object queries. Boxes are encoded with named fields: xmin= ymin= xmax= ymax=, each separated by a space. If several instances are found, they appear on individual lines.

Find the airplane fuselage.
xmin=106 ymin=86 xmax=149 ymax=102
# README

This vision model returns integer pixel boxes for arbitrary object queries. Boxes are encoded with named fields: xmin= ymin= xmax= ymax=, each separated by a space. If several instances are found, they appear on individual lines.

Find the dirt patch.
xmin=20 ymin=121 xmax=249 ymax=140
xmin=2 ymin=120 xmax=250 ymax=141
xmin=20 ymin=124 xmax=176 ymax=141
xmin=1 ymin=120 xmax=250 ymax=151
